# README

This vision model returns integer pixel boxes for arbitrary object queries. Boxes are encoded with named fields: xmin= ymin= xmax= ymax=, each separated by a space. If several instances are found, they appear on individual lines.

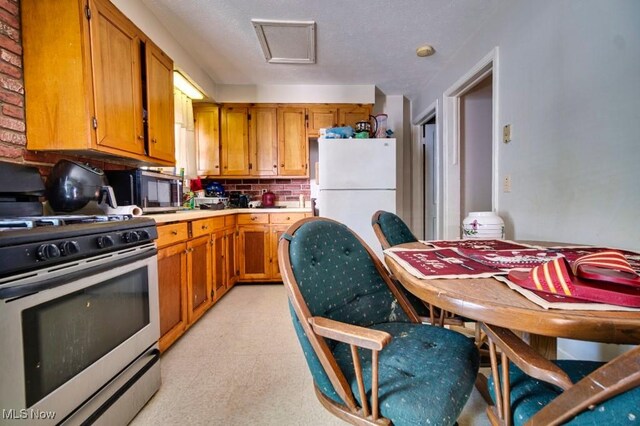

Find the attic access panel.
xmin=252 ymin=19 xmax=316 ymax=64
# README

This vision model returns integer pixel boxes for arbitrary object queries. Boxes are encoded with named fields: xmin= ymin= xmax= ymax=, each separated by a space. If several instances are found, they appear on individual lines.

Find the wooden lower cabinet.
xmin=186 ymin=235 xmax=213 ymax=323
xmin=270 ymin=225 xmax=288 ymax=280
xmin=157 ymin=242 xmax=188 ymax=352
xmin=239 ymin=225 xmax=270 ymax=280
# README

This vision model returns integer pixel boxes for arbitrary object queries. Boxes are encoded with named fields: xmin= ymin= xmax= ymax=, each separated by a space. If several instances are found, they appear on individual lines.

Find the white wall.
xmin=412 ymin=0 xmax=640 ymax=361
xmin=376 ymin=95 xmax=412 ymax=224
xmin=111 ymin=0 xmax=218 ymax=99
xmin=216 ymin=84 xmax=375 ymax=104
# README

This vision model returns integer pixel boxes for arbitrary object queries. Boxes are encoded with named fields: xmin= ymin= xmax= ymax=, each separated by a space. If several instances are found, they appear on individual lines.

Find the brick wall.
xmin=0 ymin=0 xmax=25 ymax=160
xmin=202 ymin=178 xmax=310 ymax=203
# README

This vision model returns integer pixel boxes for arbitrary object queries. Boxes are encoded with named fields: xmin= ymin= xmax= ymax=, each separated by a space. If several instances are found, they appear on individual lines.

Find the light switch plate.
xmin=503 ymin=175 xmax=512 ymax=192
xmin=503 ymin=124 xmax=512 ymax=143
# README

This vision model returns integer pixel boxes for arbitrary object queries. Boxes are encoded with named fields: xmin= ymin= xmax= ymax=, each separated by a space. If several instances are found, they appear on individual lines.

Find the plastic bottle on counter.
xmin=299 ymin=194 xmax=305 ymax=208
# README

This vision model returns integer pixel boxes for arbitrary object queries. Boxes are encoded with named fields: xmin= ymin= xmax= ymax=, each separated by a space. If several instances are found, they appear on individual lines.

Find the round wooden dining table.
xmin=385 ymin=242 xmax=640 ymax=357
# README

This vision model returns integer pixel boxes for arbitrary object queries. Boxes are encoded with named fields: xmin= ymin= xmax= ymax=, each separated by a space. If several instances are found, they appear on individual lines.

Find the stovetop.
xmin=0 ymin=214 xmax=158 ymax=278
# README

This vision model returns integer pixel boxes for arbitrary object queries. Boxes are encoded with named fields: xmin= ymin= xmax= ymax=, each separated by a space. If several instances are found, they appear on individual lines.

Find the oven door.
xmin=0 ymin=244 xmax=159 ymax=424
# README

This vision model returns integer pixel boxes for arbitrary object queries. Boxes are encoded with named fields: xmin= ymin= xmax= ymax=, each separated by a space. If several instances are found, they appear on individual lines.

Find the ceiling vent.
xmin=252 ymin=19 xmax=316 ymax=64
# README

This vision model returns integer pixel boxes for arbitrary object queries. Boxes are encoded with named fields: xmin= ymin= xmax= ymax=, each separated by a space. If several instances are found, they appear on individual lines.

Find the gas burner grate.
xmin=0 ymin=214 xmax=133 ymax=230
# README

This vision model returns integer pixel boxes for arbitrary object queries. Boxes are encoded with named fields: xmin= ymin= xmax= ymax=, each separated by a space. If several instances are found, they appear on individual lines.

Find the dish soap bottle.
xmin=299 ymin=194 xmax=305 ymax=208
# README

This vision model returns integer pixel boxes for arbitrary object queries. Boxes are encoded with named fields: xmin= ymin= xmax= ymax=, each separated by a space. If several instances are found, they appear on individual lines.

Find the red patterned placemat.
xmin=494 ymin=276 xmax=640 ymax=311
xmin=423 ymin=239 xmax=537 ymax=251
xmin=385 ymin=248 xmax=503 ymax=279
xmin=457 ymin=248 xmax=563 ymax=270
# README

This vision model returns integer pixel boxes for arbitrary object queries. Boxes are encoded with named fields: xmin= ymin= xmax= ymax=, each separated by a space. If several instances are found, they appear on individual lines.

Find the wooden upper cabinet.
xmin=21 ymin=0 xmax=174 ymax=166
xmin=307 ymin=106 xmax=338 ymax=137
xmin=277 ymin=107 xmax=308 ymax=176
xmin=89 ymin=0 xmax=145 ymax=155
xmin=338 ymin=104 xmax=372 ymax=129
xmin=145 ymin=41 xmax=175 ymax=163
xmin=194 ymin=104 xmax=221 ymax=176
xmin=250 ymin=107 xmax=278 ymax=176
xmin=221 ymin=106 xmax=250 ymax=175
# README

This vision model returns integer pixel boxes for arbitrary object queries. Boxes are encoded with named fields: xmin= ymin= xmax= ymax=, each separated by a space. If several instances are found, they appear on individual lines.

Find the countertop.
xmin=146 ymin=207 xmax=312 ymax=224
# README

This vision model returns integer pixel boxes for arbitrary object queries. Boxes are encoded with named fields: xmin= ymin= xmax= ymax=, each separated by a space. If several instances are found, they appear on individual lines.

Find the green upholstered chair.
xmin=483 ymin=323 xmax=640 ymax=425
xmin=371 ymin=210 xmax=462 ymax=325
xmin=279 ymin=217 xmax=480 ymax=425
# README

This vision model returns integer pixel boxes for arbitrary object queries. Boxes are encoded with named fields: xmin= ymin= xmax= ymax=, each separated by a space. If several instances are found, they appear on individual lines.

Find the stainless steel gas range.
xmin=0 ymin=215 xmax=161 ymax=425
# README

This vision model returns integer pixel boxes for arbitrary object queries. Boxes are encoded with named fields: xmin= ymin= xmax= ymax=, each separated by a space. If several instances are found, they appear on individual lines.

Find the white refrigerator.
xmin=318 ymin=138 xmax=396 ymax=259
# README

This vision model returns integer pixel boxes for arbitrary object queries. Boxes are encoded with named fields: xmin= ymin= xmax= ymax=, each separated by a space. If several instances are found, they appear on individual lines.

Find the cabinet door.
xmin=307 ymin=106 xmax=338 ymax=137
xmin=225 ymin=227 xmax=238 ymax=288
xmin=211 ymin=230 xmax=226 ymax=297
xmin=158 ymin=242 xmax=188 ymax=352
xmin=89 ymin=0 xmax=144 ymax=155
xmin=221 ymin=106 xmax=250 ymax=175
xmin=270 ymin=225 xmax=289 ymax=280
xmin=195 ymin=105 xmax=221 ymax=176
xmin=250 ymin=107 xmax=278 ymax=176
xmin=145 ymin=41 xmax=175 ymax=163
xmin=277 ymin=107 xmax=308 ymax=176
xmin=187 ymin=235 xmax=212 ymax=323
xmin=338 ymin=105 xmax=372 ymax=128
xmin=238 ymin=225 xmax=270 ymax=280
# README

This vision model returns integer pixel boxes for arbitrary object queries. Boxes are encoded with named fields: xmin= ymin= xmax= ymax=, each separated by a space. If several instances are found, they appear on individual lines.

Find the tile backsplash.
xmin=201 ymin=178 xmax=310 ymax=202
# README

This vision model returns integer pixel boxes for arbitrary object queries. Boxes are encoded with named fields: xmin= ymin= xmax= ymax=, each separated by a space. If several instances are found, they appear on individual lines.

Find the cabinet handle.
xmin=171 ymin=230 xmax=178 ymax=235
xmin=152 ymin=138 xmax=157 ymax=144
xmin=273 ymin=164 xmax=277 ymax=168
xmin=251 ymin=217 xmax=256 ymax=221
xmin=202 ymin=225 xmax=209 ymax=230
xmin=286 ymin=217 xmax=290 ymax=221
xmin=137 ymin=135 xmax=144 ymax=140
xmin=280 ymin=163 xmax=284 ymax=167
xmin=215 ymin=165 xmax=219 ymax=169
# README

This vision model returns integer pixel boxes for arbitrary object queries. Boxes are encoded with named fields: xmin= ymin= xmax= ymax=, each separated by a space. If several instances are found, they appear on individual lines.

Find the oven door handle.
xmin=0 ymin=247 xmax=157 ymax=301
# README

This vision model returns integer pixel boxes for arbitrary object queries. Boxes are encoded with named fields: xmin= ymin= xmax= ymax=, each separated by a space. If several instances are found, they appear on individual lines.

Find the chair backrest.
xmin=279 ymin=217 xmax=419 ymax=407
xmin=371 ymin=210 xmax=418 ymax=249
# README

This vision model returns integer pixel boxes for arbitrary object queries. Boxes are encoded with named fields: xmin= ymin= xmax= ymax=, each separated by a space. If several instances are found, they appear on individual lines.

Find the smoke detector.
xmin=416 ymin=45 xmax=435 ymax=57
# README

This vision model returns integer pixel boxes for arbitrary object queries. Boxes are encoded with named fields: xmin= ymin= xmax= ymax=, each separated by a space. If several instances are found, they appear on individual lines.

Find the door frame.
xmin=413 ymin=99 xmax=439 ymax=239
xmin=442 ymin=47 xmax=500 ymax=239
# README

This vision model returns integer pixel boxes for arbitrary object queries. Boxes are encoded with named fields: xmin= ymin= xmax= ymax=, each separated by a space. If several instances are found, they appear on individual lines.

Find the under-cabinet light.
xmin=173 ymin=71 xmax=204 ymax=100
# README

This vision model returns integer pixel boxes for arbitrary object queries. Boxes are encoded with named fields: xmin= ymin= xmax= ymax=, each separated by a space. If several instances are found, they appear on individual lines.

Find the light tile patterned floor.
xmin=131 ymin=284 xmax=490 ymax=426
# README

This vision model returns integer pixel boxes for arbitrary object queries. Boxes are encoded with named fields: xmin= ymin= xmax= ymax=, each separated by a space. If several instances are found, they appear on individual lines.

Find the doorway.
xmin=442 ymin=48 xmax=499 ymax=239
xmin=422 ymin=117 xmax=437 ymax=240
xmin=460 ymin=75 xmax=493 ymax=218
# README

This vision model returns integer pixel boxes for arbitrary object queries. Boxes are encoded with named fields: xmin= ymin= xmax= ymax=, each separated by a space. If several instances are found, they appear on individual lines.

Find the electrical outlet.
xmin=503 ymin=175 xmax=512 ymax=193
xmin=503 ymin=124 xmax=512 ymax=143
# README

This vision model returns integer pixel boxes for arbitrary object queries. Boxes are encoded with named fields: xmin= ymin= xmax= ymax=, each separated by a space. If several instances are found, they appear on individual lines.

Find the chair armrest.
xmin=527 ymin=345 xmax=640 ymax=426
xmin=309 ymin=316 xmax=392 ymax=351
xmin=482 ymin=323 xmax=573 ymax=390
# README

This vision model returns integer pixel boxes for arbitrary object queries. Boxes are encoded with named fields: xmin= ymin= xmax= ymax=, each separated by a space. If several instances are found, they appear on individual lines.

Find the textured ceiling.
xmin=142 ymin=0 xmax=507 ymax=100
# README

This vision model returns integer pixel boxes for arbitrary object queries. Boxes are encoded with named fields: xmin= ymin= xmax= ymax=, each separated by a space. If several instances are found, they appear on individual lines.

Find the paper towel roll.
xmin=99 ymin=204 xmax=143 ymax=217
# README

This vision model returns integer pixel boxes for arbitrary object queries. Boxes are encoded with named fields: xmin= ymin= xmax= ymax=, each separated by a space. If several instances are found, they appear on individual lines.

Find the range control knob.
xmin=37 ymin=243 xmax=61 ymax=261
xmin=123 ymin=231 xmax=140 ymax=243
xmin=59 ymin=241 xmax=80 ymax=256
xmin=97 ymin=235 xmax=115 ymax=249
xmin=137 ymin=230 xmax=150 ymax=241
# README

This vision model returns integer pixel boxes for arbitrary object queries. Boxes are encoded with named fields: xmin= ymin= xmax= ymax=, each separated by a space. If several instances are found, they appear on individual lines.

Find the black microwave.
xmin=106 ymin=170 xmax=183 ymax=213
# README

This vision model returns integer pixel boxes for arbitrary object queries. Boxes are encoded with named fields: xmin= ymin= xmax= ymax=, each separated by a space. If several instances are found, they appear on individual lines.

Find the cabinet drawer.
xmin=157 ymin=223 xmax=189 ymax=247
xmin=210 ymin=216 xmax=225 ymax=229
xmin=237 ymin=213 xmax=269 ymax=224
xmin=224 ymin=215 xmax=236 ymax=227
xmin=191 ymin=218 xmax=214 ymax=238
xmin=269 ymin=212 xmax=307 ymax=224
